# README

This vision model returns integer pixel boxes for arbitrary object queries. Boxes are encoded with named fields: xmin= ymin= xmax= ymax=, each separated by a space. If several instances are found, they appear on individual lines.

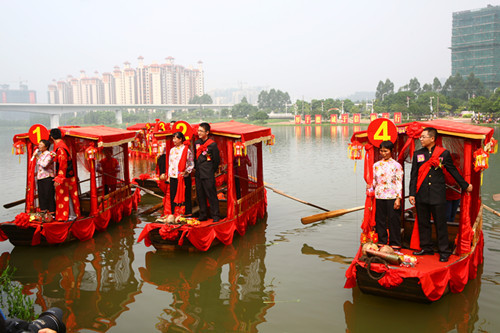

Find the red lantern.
xmin=234 ymin=142 xmax=246 ymax=157
xmin=267 ymin=134 xmax=275 ymax=146
xmin=12 ymin=140 xmax=26 ymax=156
xmin=484 ymin=138 xmax=498 ymax=154
xmin=85 ymin=144 xmax=98 ymax=160
xmin=151 ymin=138 xmax=159 ymax=156
xmin=348 ymin=141 xmax=364 ymax=160
xmin=473 ymin=148 xmax=489 ymax=172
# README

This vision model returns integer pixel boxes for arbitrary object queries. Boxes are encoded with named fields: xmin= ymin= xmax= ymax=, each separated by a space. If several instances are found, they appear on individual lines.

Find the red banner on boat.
xmin=367 ymin=118 xmax=397 ymax=147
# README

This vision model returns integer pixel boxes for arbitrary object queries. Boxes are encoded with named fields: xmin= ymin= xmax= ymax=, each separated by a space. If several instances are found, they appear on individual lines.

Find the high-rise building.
xmin=451 ymin=5 xmax=500 ymax=90
xmin=48 ymin=57 xmax=204 ymax=105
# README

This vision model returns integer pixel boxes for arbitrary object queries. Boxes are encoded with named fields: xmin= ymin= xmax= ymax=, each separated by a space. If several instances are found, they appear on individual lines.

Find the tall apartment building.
xmin=451 ymin=5 xmax=500 ymax=90
xmin=48 ymin=57 xmax=204 ymax=105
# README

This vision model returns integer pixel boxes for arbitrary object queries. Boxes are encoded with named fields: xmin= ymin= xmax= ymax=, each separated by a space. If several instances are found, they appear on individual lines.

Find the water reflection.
xmin=304 ymin=126 xmax=311 ymax=138
xmin=315 ymin=126 xmax=322 ymax=138
xmin=330 ymin=126 xmax=338 ymax=139
xmin=343 ymin=266 xmax=483 ymax=333
xmin=139 ymin=221 xmax=275 ymax=332
xmin=1 ymin=216 xmax=140 ymax=332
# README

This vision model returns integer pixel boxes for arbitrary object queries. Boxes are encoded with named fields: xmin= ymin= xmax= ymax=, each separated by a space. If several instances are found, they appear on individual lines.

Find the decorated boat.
xmin=0 ymin=124 xmax=141 ymax=246
xmin=127 ymin=119 xmax=170 ymax=158
xmin=138 ymin=120 xmax=273 ymax=252
xmin=344 ymin=119 xmax=497 ymax=302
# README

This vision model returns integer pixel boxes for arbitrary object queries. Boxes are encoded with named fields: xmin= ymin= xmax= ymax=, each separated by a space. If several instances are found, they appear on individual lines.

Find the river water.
xmin=0 ymin=124 xmax=499 ymax=332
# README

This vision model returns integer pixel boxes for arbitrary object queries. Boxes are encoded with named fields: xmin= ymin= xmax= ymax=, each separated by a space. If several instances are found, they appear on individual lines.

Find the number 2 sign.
xmin=367 ymin=118 xmax=397 ymax=147
xmin=172 ymin=121 xmax=194 ymax=141
xmin=29 ymin=124 xmax=49 ymax=144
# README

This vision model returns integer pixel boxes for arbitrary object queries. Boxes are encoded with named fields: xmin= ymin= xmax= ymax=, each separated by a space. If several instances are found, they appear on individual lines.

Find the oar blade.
xmin=301 ymin=206 xmax=364 ymax=225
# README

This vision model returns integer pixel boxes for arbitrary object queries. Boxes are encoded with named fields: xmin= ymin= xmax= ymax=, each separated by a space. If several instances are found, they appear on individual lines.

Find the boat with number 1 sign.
xmin=0 ymin=124 xmax=141 ymax=246
xmin=344 ymin=119 xmax=497 ymax=302
xmin=137 ymin=120 xmax=274 ymax=252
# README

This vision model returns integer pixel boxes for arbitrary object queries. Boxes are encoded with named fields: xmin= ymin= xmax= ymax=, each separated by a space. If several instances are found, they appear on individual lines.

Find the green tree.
xmin=376 ymin=79 xmax=394 ymax=100
xmin=231 ymin=97 xmax=258 ymax=118
xmin=189 ymin=94 xmax=213 ymax=104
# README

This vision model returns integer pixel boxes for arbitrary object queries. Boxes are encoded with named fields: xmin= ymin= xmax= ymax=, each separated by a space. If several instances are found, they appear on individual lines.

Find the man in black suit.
xmin=409 ymin=127 xmax=472 ymax=262
xmin=194 ymin=122 xmax=221 ymax=222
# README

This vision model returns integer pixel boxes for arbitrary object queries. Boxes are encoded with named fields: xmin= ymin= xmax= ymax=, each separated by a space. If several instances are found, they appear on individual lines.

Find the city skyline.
xmin=1 ymin=0 xmax=496 ymax=103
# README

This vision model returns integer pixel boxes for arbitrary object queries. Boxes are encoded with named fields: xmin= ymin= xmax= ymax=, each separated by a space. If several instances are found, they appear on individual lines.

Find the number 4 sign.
xmin=367 ymin=118 xmax=397 ymax=147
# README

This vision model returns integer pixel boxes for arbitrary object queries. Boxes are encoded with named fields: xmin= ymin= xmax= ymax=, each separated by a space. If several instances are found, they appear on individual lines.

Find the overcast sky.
xmin=0 ymin=0 xmax=495 ymax=102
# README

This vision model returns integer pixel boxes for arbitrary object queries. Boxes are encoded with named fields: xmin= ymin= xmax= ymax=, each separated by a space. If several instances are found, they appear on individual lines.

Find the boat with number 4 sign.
xmin=344 ymin=119 xmax=497 ymax=302
xmin=0 ymin=124 xmax=141 ymax=246
xmin=137 ymin=120 xmax=274 ymax=252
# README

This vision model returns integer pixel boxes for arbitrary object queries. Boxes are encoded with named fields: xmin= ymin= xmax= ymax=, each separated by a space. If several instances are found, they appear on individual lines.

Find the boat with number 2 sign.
xmin=344 ymin=119 xmax=497 ymax=302
xmin=0 ymin=124 xmax=141 ymax=246
xmin=137 ymin=120 xmax=274 ymax=252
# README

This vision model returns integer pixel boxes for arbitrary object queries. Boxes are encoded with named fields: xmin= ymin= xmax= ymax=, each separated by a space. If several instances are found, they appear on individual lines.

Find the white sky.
xmin=0 ymin=0 xmax=496 ymax=102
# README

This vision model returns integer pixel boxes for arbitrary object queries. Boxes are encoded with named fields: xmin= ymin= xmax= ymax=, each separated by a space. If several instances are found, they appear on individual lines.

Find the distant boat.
xmin=0 ymin=125 xmax=141 ymax=246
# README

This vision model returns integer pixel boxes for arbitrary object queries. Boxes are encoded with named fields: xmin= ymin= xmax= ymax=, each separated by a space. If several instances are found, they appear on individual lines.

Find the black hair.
xmin=423 ymin=127 xmax=438 ymax=139
xmin=199 ymin=122 xmax=211 ymax=133
xmin=50 ymin=128 xmax=62 ymax=140
xmin=173 ymin=131 xmax=186 ymax=141
xmin=40 ymin=139 xmax=51 ymax=149
xmin=379 ymin=140 xmax=394 ymax=151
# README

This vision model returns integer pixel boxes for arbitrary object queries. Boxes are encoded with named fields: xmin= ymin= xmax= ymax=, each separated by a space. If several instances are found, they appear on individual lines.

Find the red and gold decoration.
xmin=348 ymin=140 xmax=364 ymax=172
xmin=473 ymin=147 xmax=489 ymax=185
xmin=360 ymin=230 xmax=378 ymax=244
xmin=85 ymin=143 xmax=98 ymax=161
xmin=233 ymin=141 xmax=247 ymax=166
xmin=12 ymin=140 xmax=26 ymax=163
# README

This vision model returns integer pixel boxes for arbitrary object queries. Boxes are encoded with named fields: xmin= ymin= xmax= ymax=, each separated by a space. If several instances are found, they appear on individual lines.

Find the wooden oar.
xmin=3 ymin=195 xmax=38 ymax=209
xmin=131 ymin=183 xmax=164 ymax=200
xmin=483 ymin=204 xmax=500 ymax=218
xmin=234 ymin=175 xmax=330 ymax=212
xmin=139 ymin=202 xmax=164 ymax=215
xmin=301 ymin=206 xmax=365 ymax=225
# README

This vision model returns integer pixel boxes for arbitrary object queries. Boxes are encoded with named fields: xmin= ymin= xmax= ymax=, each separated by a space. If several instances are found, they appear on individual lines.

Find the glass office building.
xmin=452 ymin=5 xmax=500 ymax=91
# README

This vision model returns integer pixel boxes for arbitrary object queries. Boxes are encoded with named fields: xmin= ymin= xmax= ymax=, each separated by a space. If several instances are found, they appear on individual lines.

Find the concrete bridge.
xmin=0 ymin=103 xmax=234 ymax=128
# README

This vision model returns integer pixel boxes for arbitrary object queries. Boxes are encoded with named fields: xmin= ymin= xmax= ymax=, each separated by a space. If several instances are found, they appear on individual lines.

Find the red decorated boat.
xmin=127 ymin=119 xmax=170 ymax=159
xmin=0 ymin=125 xmax=141 ymax=246
xmin=344 ymin=120 xmax=497 ymax=302
xmin=138 ymin=120 xmax=274 ymax=252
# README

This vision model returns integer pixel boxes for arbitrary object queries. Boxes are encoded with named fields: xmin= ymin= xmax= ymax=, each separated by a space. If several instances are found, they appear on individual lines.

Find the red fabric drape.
xmin=397 ymin=123 xmax=423 ymax=165
xmin=138 ymin=192 xmax=266 ymax=251
xmin=361 ymin=144 xmax=376 ymax=234
xmin=457 ymin=141 xmax=473 ymax=254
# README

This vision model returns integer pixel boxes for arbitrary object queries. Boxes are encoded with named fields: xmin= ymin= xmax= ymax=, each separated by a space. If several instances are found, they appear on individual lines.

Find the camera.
xmin=3 ymin=307 xmax=66 ymax=333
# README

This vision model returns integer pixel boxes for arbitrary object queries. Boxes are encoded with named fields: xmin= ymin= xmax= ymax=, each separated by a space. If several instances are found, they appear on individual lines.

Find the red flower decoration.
xmin=406 ymin=123 xmax=423 ymax=139
xmin=159 ymin=224 xmax=180 ymax=241
xmin=139 ymin=173 xmax=150 ymax=180
xmin=14 ymin=212 xmax=30 ymax=228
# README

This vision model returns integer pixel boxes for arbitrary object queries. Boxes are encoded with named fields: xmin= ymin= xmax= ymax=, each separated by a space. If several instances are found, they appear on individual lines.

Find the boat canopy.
xmin=210 ymin=121 xmax=273 ymax=146
xmin=60 ymin=126 xmax=136 ymax=147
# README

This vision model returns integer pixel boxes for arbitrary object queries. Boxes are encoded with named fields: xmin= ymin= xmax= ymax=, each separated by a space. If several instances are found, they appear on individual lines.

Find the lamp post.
xmin=382 ymin=92 xmax=388 ymax=101
xmin=429 ymin=96 xmax=434 ymax=119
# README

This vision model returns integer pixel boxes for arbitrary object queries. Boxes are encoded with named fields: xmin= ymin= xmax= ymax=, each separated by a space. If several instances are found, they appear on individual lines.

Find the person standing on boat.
xmin=368 ymin=140 xmax=403 ymax=248
xmin=165 ymin=131 xmax=194 ymax=215
xmin=194 ymin=123 xmax=220 ymax=222
xmin=34 ymin=139 xmax=56 ymax=213
xmin=50 ymin=128 xmax=81 ymax=221
xmin=97 ymin=147 xmax=120 ymax=195
xmin=409 ymin=127 xmax=472 ymax=262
